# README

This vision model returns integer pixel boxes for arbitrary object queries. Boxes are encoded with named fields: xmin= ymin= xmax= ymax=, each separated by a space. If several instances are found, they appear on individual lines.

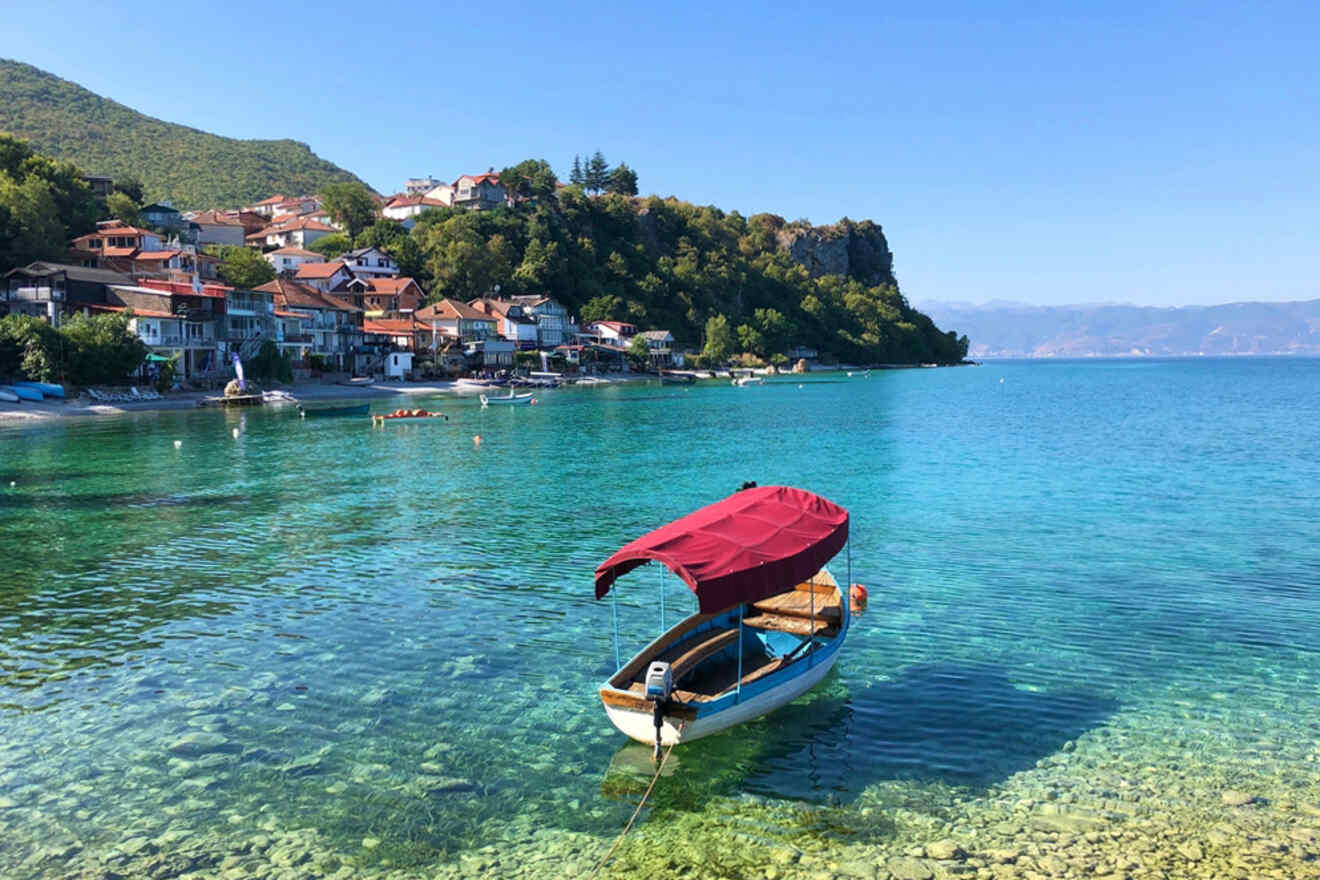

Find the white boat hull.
xmin=603 ymin=648 xmax=840 ymax=746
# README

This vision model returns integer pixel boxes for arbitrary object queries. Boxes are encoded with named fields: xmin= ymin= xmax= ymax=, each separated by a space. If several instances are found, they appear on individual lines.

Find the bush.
xmin=58 ymin=312 xmax=148 ymax=386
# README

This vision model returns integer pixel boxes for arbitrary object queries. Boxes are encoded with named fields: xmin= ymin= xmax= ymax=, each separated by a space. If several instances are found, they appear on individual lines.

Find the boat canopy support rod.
xmin=736 ymin=603 xmax=744 ymax=703
xmin=611 ymin=568 xmax=621 ymax=671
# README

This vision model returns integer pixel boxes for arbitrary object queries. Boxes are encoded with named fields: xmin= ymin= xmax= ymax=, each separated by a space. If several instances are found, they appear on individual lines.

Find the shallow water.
xmin=2 ymin=360 xmax=1319 ymax=878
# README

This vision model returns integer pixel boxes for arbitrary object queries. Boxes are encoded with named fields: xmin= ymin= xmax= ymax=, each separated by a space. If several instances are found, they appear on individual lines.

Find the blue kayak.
xmin=15 ymin=381 xmax=64 ymax=399
xmin=0 ymin=387 xmax=19 ymax=403
xmin=7 ymin=385 xmax=42 ymax=401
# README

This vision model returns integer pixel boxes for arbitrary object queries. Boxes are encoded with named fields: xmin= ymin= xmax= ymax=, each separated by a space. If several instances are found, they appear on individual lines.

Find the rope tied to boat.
xmin=587 ymin=721 xmax=685 ymax=880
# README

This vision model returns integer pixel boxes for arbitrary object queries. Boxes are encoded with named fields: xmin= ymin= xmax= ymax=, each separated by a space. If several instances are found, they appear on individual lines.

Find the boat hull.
xmin=0 ymin=388 xmax=19 ymax=403
xmin=602 ymin=647 xmax=841 ymax=745
xmin=9 ymin=385 xmax=42 ymax=401
xmin=15 ymin=381 xmax=64 ymax=398
xmin=480 ymin=393 xmax=534 ymax=406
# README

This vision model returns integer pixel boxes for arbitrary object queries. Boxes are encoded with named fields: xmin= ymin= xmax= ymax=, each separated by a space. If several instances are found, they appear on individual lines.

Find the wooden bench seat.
xmin=751 ymin=587 xmax=841 ymax=621
xmin=660 ymin=627 xmax=739 ymax=680
xmin=742 ymin=612 xmax=837 ymax=637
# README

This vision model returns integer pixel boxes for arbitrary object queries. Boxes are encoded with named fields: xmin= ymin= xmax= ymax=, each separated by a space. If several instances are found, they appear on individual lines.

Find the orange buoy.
xmin=849 ymin=583 xmax=869 ymax=614
xmin=473 ymin=434 xmax=482 ymax=447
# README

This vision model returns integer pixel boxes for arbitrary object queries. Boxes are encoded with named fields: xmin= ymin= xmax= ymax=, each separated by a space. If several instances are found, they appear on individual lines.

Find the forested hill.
xmin=397 ymin=189 xmax=970 ymax=365
xmin=0 ymin=59 xmax=368 ymax=209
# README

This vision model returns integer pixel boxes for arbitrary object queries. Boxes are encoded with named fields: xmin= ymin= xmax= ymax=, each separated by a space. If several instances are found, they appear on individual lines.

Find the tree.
xmin=579 ymin=295 xmax=623 ymax=324
xmin=213 ymin=245 xmax=276 ymax=288
xmin=499 ymin=159 xmax=557 ymax=202
xmin=736 ymin=323 xmax=765 ymax=357
xmin=58 ymin=311 xmax=149 ymax=386
xmin=387 ymin=234 xmax=426 ymax=280
xmin=320 ymin=181 xmax=377 ymax=239
xmin=569 ymin=155 xmax=584 ymax=186
xmin=753 ymin=307 xmax=794 ymax=355
xmin=606 ymin=163 xmax=638 ymax=196
xmin=627 ymin=332 xmax=651 ymax=370
xmin=0 ymin=174 xmax=66 ymax=270
xmin=105 ymin=191 xmax=140 ymax=227
xmin=702 ymin=314 xmax=734 ymax=363
xmin=586 ymin=150 xmax=609 ymax=194
xmin=113 ymin=177 xmax=145 ymax=205
xmin=355 ymin=218 xmax=406 ymax=251
xmin=308 ymin=232 xmax=352 ymax=258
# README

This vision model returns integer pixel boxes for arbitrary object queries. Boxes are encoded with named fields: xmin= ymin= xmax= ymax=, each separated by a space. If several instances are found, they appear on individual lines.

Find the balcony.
xmin=8 ymin=285 xmax=63 ymax=302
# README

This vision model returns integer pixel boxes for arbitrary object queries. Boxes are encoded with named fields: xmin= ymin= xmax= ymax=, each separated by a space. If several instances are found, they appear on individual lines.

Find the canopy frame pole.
xmin=736 ymin=603 xmax=743 ymax=702
xmin=611 ymin=568 xmax=621 ymax=671
xmin=846 ymin=533 xmax=853 ymax=630
xmin=658 ymin=563 xmax=665 ymax=636
xmin=809 ymin=569 xmax=816 ymax=668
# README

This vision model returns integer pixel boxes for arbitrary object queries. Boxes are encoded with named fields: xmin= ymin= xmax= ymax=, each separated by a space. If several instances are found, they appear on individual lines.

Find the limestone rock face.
xmin=774 ymin=219 xmax=895 ymax=287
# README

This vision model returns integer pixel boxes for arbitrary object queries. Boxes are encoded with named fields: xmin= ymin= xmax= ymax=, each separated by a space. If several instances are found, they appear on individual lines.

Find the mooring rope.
xmin=587 ymin=723 xmax=684 ymax=879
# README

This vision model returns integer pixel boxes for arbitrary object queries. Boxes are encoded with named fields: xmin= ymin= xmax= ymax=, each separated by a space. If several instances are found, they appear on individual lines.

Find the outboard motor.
xmin=645 ymin=661 xmax=673 ymax=761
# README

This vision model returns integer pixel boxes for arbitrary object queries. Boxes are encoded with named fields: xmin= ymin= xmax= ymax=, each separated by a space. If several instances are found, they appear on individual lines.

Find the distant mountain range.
xmin=917 ymin=299 xmax=1320 ymax=358
xmin=0 ymin=59 xmax=369 ymax=210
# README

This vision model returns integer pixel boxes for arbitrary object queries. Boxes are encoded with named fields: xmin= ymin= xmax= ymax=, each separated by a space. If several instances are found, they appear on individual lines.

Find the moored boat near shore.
xmin=595 ymin=485 xmax=858 ymax=753
xmin=298 ymin=402 xmax=369 ymax=418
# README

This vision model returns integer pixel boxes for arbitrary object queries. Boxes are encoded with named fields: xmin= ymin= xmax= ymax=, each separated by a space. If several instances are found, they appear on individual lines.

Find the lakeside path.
xmin=0 ymin=376 xmax=651 ymax=425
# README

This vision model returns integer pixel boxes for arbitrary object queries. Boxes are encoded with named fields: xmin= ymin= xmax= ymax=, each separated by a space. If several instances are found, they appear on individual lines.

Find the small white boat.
xmin=732 ymin=376 xmax=763 ymax=386
xmin=847 ymin=369 xmax=871 ymax=378
xmin=480 ymin=391 xmax=535 ymax=407
xmin=595 ymin=485 xmax=860 ymax=753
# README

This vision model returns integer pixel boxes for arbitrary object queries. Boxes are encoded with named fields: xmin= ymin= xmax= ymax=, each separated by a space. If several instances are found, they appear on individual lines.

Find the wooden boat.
xmin=371 ymin=408 xmax=448 ymax=425
xmin=595 ymin=485 xmax=859 ymax=753
xmin=298 ymin=402 xmax=369 ymax=418
xmin=15 ymin=381 xmax=64 ymax=398
xmin=732 ymin=375 xmax=764 ymax=386
xmin=0 ymin=387 xmax=20 ymax=403
xmin=660 ymin=371 xmax=696 ymax=385
xmin=480 ymin=392 xmax=535 ymax=407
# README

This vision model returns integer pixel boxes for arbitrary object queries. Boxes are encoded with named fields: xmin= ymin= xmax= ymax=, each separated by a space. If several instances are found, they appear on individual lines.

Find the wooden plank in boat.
xmin=669 ymin=628 xmax=738 ymax=679
xmin=742 ymin=612 xmax=837 ymax=637
xmin=751 ymin=590 xmax=841 ymax=620
xmin=599 ymin=687 xmax=698 ymax=721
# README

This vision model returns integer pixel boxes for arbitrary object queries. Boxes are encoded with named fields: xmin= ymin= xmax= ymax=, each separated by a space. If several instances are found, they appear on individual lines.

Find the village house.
xmin=342 ymin=276 xmax=425 ymax=316
xmin=71 ymin=222 xmax=166 ymax=257
xmin=585 ymin=320 xmax=637 ymax=345
xmin=293 ymin=261 xmax=355 ymax=294
xmin=244 ymin=195 xmax=287 ymax=218
xmin=81 ymin=175 xmax=114 ymax=199
xmin=404 ymin=176 xmax=442 ymax=196
xmin=2 ymin=262 xmax=135 ymax=327
xmin=636 ymin=329 xmax=678 ymax=368
xmin=381 ymin=194 xmax=448 ymax=224
xmin=452 ymin=172 xmax=506 ymax=210
xmin=140 ymin=203 xmax=183 ymax=230
xmin=254 ymin=278 xmax=363 ymax=372
xmin=189 ymin=211 xmax=246 ymax=247
xmin=247 ymin=216 xmax=338 ymax=250
xmin=468 ymin=298 xmax=539 ymax=349
xmin=91 ymin=278 xmax=227 ymax=380
xmin=508 ymin=295 xmax=572 ymax=348
xmin=264 ymin=246 xmax=323 ymax=276
xmin=340 ymin=247 xmax=398 ymax=278
xmin=218 ymin=285 xmax=277 ymax=360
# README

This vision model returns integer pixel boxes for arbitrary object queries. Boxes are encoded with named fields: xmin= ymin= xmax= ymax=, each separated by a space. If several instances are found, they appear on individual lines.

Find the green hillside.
xmin=0 ymin=59 xmax=370 ymax=210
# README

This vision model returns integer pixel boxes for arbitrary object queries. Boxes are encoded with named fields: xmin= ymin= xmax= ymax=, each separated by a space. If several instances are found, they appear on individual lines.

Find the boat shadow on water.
xmin=602 ymin=660 xmax=1118 ymax=811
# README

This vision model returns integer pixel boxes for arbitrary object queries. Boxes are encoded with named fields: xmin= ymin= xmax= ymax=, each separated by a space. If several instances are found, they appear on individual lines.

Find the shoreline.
xmin=0 ymin=375 xmax=663 ymax=425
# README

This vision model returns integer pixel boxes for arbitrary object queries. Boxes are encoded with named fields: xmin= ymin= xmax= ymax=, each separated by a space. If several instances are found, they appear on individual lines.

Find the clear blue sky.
xmin=4 ymin=0 xmax=1316 ymax=307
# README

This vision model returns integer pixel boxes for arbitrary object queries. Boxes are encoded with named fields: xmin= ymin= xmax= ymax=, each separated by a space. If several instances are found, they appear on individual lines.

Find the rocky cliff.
xmin=775 ymin=219 xmax=896 ymax=288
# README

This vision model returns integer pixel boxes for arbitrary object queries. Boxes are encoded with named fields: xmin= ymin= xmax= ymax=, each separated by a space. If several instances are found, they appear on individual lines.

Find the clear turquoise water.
xmin=2 ymin=359 xmax=1319 ymax=877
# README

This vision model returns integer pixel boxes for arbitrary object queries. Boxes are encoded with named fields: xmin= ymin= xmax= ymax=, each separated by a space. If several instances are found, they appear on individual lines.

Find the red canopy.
xmin=594 ymin=485 xmax=849 ymax=614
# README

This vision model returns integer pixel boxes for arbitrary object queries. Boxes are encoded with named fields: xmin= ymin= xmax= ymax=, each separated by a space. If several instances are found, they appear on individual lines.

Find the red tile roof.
xmin=254 ymin=278 xmax=359 ymax=312
xmin=364 ymin=277 xmax=420 ymax=294
xmin=138 ymin=278 xmax=231 ymax=299
xmin=251 ymin=195 xmax=287 ymax=206
xmin=267 ymin=246 xmax=321 ymax=257
xmin=135 ymin=250 xmax=181 ymax=261
xmin=363 ymin=318 xmax=423 ymax=335
xmin=294 ymin=261 xmax=349 ymax=280
xmin=415 ymin=298 xmax=491 ymax=322
xmin=191 ymin=210 xmax=244 ymax=227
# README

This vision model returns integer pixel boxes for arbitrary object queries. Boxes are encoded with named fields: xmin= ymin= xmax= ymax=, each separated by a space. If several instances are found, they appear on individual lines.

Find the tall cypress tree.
xmin=586 ymin=150 xmax=609 ymax=194
xmin=569 ymin=155 xmax=584 ymax=186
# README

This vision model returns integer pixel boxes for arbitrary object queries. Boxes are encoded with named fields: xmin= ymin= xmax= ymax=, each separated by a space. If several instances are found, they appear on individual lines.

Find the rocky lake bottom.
xmin=3 ymin=359 xmax=1319 ymax=879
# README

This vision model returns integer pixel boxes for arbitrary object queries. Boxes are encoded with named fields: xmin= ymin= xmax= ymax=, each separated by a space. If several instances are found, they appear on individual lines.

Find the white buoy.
xmin=999 ymin=378 xmax=1005 ymax=383
xmin=8 ymin=481 xmax=14 ymax=487
xmin=173 ymin=440 xmax=182 ymax=448
xmin=232 ymin=427 xmax=240 ymax=438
